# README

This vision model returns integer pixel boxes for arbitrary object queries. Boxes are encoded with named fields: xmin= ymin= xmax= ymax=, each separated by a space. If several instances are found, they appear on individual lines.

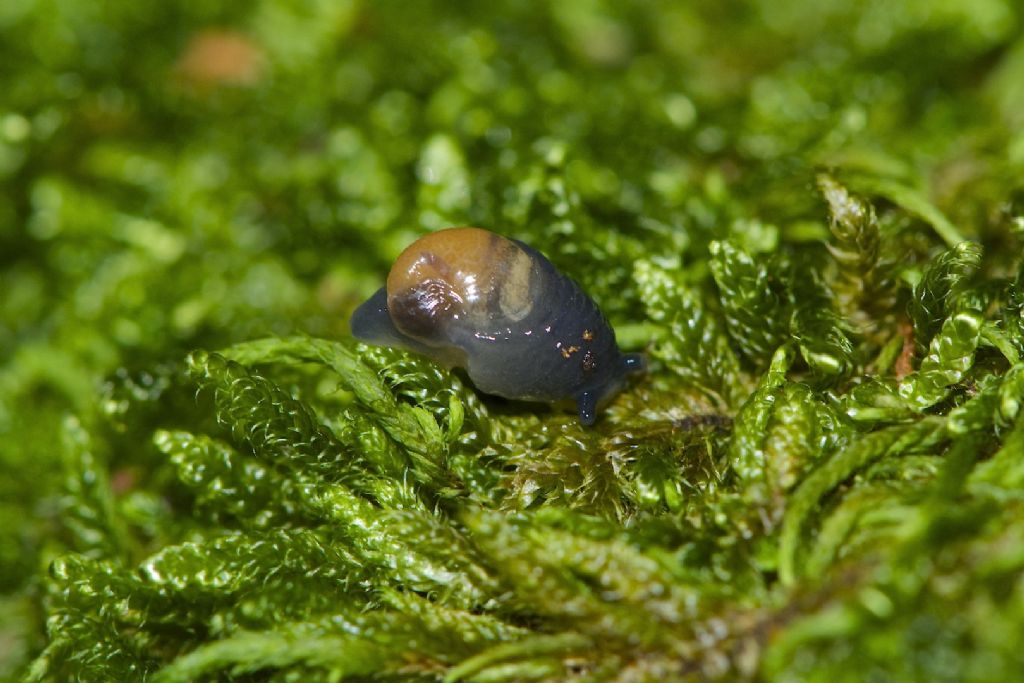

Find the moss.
xmin=4 ymin=0 xmax=1024 ymax=680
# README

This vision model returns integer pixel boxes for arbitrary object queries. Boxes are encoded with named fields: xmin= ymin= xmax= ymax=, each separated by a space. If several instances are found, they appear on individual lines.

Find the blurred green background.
xmin=3 ymin=0 xmax=1024 ymax=680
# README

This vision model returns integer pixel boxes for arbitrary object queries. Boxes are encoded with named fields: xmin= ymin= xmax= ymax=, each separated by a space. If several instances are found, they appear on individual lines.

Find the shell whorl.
xmin=385 ymin=227 xmax=537 ymax=342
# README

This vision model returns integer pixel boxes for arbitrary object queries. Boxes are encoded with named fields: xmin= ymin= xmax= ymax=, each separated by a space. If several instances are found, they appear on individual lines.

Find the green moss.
xmin=4 ymin=1 xmax=1024 ymax=680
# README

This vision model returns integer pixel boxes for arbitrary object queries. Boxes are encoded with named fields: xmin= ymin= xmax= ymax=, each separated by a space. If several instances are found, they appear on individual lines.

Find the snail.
xmin=350 ymin=227 xmax=644 ymax=425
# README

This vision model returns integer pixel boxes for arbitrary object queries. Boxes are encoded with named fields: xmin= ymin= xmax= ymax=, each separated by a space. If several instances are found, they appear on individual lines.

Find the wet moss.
xmin=4 ymin=1 xmax=1024 ymax=680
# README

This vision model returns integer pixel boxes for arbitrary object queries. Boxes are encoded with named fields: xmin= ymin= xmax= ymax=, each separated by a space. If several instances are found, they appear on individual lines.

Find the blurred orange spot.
xmin=111 ymin=467 xmax=139 ymax=495
xmin=894 ymin=320 xmax=915 ymax=379
xmin=176 ymin=30 xmax=264 ymax=87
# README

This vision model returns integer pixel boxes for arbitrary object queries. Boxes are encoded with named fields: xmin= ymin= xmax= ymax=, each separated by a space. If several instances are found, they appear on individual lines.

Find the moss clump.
xmin=4 ymin=1 xmax=1024 ymax=681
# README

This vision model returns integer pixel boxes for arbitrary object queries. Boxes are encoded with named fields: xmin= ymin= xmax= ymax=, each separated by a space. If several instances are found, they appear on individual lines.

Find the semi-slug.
xmin=350 ymin=227 xmax=643 ymax=425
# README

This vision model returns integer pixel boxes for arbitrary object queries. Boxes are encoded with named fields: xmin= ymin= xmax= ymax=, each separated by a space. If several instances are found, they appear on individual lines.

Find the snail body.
xmin=350 ymin=227 xmax=643 ymax=425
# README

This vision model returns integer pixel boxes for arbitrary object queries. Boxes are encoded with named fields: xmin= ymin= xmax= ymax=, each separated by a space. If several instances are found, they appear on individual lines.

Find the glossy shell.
xmin=350 ymin=227 xmax=643 ymax=425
